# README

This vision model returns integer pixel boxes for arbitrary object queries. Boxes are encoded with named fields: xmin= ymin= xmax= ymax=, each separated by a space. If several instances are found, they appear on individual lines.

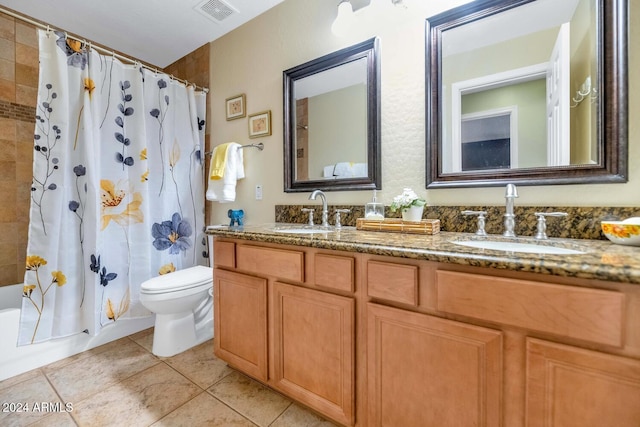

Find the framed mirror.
xmin=284 ymin=37 xmax=381 ymax=192
xmin=426 ymin=0 xmax=628 ymax=188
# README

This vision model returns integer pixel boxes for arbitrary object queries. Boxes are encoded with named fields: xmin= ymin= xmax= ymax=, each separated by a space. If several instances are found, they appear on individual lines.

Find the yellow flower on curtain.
xmin=159 ymin=263 xmax=176 ymax=275
xmin=140 ymin=148 xmax=147 ymax=160
xmin=141 ymin=170 xmax=149 ymax=182
xmin=26 ymin=255 xmax=47 ymax=270
xmin=100 ymin=179 xmax=144 ymax=230
xmin=51 ymin=271 xmax=67 ymax=286
xmin=84 ymin=78 xmax=95 ymax=100
xmin=23 ymin=254 xmax=67 ymax=343
xmin=105 ymin=287 xmax=130 ymax=322
xmin=169 ymin=140 xmax=181 ymax=168
xmin=23 ymin=284 xmax=36 ymax=297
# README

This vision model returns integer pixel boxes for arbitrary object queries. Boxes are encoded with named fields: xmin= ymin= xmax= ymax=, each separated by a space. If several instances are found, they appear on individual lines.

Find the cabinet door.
xmin=214 ymin=269 xmax=267 ymax=382
xmin=271 ymin=282 xmax=355 ymax=426
xmin=367 ymin=303 xmax=503 ymax=427
xmin=526 ymin=338 xmax=640 ymax=427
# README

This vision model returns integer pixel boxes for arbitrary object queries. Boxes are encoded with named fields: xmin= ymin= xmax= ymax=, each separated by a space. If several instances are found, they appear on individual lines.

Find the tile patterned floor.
xmin=0 ymin=329 xmax=338 ymax=427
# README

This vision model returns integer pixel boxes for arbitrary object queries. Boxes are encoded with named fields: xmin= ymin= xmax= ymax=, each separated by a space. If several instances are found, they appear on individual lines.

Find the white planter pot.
xmin=401 ymin=205 xmax=424 ymax=222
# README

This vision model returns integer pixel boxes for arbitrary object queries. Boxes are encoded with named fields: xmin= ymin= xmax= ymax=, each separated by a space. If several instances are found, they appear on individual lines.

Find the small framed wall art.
xmin=225 ymin=94 xmax=246 ymax=120
xmin=248 ymin=110 xmax=272 ymax=138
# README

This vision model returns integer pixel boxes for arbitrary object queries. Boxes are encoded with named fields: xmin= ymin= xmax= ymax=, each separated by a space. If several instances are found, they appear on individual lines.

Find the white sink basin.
xmin=452 ymin=239 xmax=585 ymax=255
xmin=272 ymin=226 xmax=334 ymax=234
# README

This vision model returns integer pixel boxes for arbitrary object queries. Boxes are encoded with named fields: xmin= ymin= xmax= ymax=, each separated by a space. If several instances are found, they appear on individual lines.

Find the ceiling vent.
xmin=195 ymin=0 xmax=238 ymax=23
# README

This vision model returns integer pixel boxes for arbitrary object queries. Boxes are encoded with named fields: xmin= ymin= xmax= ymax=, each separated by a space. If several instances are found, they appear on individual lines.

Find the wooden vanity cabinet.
xmin=367 ymin=302 xmax=503 ymax=426
xmin=213 ymin=239 xmax=356 ymax=426
xmin=271 ymin=281 xmax=355 ymax=426
xmin=214 ymin=268 xmax=268 ymax=382
xmin=526 ymin=338 xmax=640 ymax=427
xmin=213 ymin=238 xmax=640 ymax=427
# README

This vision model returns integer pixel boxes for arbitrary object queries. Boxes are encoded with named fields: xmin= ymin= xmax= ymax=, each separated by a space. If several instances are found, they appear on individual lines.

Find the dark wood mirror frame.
xmin=425 ymin=0 xmax=628 ymax=188
xmin=283 ymin=37 xmax=381 ymax=192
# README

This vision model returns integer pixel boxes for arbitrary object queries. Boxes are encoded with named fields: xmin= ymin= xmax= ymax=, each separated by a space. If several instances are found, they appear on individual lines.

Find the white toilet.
xmin=140 ymin=264 xmax=214 ymax=357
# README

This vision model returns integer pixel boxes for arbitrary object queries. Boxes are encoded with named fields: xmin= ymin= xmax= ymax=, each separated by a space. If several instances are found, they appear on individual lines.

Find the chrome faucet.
xmin=503 ymin=183 xmax=518 ymax=237
xmin=309 ymin=189 xmax=329 ymax=227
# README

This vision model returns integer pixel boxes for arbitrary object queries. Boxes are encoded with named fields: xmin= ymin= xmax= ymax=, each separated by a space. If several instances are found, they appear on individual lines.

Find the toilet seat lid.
xmin=141 ymin=265 xmax=213 ymax=294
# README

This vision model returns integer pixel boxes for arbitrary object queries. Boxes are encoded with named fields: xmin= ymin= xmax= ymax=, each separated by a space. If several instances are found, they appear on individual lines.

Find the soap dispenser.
xmin=365 ymin=190 xmax=384 ymax=220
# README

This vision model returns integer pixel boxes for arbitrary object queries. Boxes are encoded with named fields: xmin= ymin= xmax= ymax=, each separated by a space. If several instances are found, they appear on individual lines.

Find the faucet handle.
xmin=461 ymin=210 xmax=488 ymax=236
xmin=301 ymin=208 xmax=314 ymax=226
xmin=534 ymin=212 xmax=568 ymax=240
xmin=334 ymin=209 xmax=351 ymax=229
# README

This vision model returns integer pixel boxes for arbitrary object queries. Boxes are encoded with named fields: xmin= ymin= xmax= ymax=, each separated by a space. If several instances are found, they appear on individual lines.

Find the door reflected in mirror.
xmin=284 ymin=38 xmax=381 ymax=192
xmin=426 ymin=0 xmax=627 ymax=188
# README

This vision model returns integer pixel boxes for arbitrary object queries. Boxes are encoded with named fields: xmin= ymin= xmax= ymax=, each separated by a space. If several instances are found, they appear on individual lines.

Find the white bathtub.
xmin=0 ymin=283 xmax=155 ymax=382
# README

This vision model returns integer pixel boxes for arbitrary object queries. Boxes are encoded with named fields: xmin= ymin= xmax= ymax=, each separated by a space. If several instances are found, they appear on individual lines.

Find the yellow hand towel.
xmin=210 ymin=143 xmax=231 ymax=180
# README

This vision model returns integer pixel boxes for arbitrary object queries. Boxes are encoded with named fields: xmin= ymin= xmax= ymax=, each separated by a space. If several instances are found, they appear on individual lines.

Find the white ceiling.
xmin=0 ymin=0 xmax=284 ymax=67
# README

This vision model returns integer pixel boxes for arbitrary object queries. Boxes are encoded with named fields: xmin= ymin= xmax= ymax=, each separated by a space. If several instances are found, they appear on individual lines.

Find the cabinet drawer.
xmin=367 ymin=261 xmax=418 ymax=306
xmin=213 ymin=240 xmax=235 ymax=268
xmin=436 ymin=270 xmax=625 ymax=347
xmin=314 ymin=253 xmax=355 ymax=293
xmin=236 ymin=244 xmax=304 ymax=282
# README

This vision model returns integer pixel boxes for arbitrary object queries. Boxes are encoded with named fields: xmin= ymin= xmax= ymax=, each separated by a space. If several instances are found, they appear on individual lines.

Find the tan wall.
xmin=208 ymin=0 xmax=639 ymax=226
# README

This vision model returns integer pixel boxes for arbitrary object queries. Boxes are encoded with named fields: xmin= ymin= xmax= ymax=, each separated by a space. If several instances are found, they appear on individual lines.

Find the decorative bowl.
xmin=601 ymin=217 xmax=640 ymax=246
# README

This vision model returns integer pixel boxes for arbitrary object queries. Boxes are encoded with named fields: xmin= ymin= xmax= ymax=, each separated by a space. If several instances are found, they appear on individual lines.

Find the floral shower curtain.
xmin=19 ymin=30 xmax=208 ymax=345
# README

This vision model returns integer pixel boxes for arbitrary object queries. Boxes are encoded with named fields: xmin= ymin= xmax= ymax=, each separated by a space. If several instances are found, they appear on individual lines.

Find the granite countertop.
xmin=206 ymin=223 xmax=640 ymax=285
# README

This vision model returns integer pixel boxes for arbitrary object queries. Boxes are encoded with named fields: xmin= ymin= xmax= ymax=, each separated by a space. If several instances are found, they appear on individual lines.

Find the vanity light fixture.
xmin=331 ymin=0 xmax=355 ymax=36
xmin=331 ymin=0 xmax=404 ymax=36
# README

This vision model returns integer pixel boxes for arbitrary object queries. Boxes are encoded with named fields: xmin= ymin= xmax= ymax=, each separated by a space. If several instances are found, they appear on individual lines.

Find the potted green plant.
xmin=390 ymin=188 xmax=426 ymax=222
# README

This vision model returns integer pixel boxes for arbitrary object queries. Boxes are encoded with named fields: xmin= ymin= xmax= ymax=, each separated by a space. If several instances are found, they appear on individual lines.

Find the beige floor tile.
xmin=208 ymin=370 xmax=291 ymax=427
xmin=0 ymin=368 xmax=41 ymax=392
xmin=45 ymin=338 xmax=159 ymax=402
xmin=71 ymin=363 xmax=200 ymax=427
xmin=0 ymin=372 xmax=63 ymax=427
xmin=42 ymin=336 xmax=132 ymax=372
xmin=271 ymin=403 xmax=339 ymax=427
xmin=128 ymin=327 xmax=155 ymax=353
xmin=164 ymin=340 xmax=233 ymax=388
xmin=152 ymin=391 xmax=255 ymax=426
xmin=26 ymin=411 xmax=76 ymax=427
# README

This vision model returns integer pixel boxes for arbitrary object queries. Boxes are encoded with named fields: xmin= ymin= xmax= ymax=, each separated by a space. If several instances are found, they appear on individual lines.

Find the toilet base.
xmin=151 ymin=310 xmax=214 ymax=357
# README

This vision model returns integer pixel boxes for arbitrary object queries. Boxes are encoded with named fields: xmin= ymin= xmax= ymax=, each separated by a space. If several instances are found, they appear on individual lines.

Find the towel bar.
xmin=204 ymin=142 xmax=263 ymax=157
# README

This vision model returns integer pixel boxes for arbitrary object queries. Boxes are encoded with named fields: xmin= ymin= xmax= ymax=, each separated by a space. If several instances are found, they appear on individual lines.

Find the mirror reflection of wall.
xmin=306 ymin=84 xmax=367 ymax=179
xmin=440 ymin=0 xmax=597 ymax=173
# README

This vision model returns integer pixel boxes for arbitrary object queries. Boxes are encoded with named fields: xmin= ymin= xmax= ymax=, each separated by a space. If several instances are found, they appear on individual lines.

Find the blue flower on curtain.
xmin=32 ymin=84 xmax=61 ymax=236
xmin=55 ymin=31 xmax=88 ymax=69
xmin=150 ymin=79 xmax=170 ymax=195
xmin=115 ymin=81 xmax=135 ymax=169
xmin=151 ymin=212 xmax=192 ymax=254
xmin=90 ymin=254 xmax=117 ymax=287
xmin=69 ymin=164 xmax=88 ymax=306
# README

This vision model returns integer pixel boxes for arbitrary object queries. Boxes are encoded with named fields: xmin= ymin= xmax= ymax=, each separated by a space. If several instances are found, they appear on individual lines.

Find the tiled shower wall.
xmin=0 ymin=11 xmax=210 ymax=287
xmin=0 ymin=12 xmax=37 ymax=286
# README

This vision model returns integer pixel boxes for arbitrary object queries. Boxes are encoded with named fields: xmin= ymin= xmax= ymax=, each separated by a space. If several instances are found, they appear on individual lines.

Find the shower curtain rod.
xmin=0 ymin=6 xmax=209 ymax=93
